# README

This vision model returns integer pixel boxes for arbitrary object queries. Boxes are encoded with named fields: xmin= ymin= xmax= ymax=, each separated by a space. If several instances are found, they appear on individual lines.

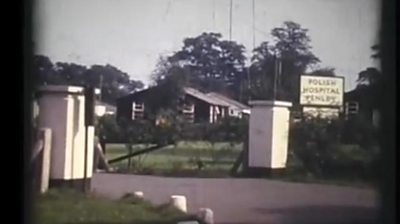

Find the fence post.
xmin=32 ymin=128 xmax=52 ymax=194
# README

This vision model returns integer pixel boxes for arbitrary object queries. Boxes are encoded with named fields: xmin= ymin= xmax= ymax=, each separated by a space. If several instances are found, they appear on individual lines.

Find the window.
xmin=132 ymin=102 xmax=144 ymax=120
xmin=182 ymin=103 xmax=194 ymax=123
xmin=183 ymin=103 xmax=194 ymax=113
xmin=345 ymin=101 xmax=359 ymax=115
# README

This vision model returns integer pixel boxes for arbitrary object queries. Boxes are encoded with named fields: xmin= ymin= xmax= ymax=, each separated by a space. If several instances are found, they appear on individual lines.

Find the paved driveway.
xmin=92 ymin=173 xmax=379 ymax=224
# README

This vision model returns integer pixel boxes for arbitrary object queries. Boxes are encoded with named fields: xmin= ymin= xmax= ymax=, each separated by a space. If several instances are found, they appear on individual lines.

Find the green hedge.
xmin=288 ymin=116 xmax=380 ymax=181
xmin=97 ymin=114 xmax=248 ymax=144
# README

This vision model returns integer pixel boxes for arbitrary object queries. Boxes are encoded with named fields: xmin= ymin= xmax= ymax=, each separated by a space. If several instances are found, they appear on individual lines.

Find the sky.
xmin=33 ymin=0 xmax=381 ymax=91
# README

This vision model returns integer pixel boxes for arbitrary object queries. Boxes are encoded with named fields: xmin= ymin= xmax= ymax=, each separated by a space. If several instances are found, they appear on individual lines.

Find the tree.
xmin=151 ymin=55 xmax=174 ymax=85
xmin=352 ymin=44 xmax=382 ymax=116
xmin=249 ymin=21 xmax=320 ymax=102
xmin=247 ymin=41 xmax=275 ymax=100
xmin=85 ymin=64 xmax=144 ymax=104
xmin=307 ymin=67 xmax=336 ymax=77
xmin=146 ymin=65 xmax=189 ymax=117
xmin=32 ymin=55 xmax=144 ymax=105
xmin=168 ymin=32 xmax=247 ymax=99
xmin=33 ymin=55 xmax=62 ymax=86
xmin=54 ymin=62 xmax=88 ymax=86
xmin=356 ymin=67 xmax=381 ymax=88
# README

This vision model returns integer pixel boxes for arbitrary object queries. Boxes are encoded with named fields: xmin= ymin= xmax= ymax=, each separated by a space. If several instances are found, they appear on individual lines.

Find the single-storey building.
xmin=206 ymin=92 xmax=250 ymax=118
xmin=343 ymin=86 xmax=379 ymax=127
xmin=116 ymin=87 xmax=236 ymax=123
xmin=95 ymin=101 xmax=117 ymax=117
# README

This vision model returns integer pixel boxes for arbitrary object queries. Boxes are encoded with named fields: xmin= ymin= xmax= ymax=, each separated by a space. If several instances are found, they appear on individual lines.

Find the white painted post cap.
xmin=249 ymin=100 xmax=292 ymax=107
xmin=197 ymin=208 xmax=214 ymax=224
xmin=177 ymin=221 xmax=199 ymax=224
xmin=37 ymin=85 xmax=85 ymax=94
xmin=134 ymin=191 xmax=144 ymax=198
xmin=170 ymin=195 xmax=187 ymax=213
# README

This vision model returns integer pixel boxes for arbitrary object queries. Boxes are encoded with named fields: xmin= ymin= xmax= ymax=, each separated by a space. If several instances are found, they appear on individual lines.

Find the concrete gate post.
xmin=247 ymin=100 xmax=292 ymax=176
xmin=37 ymin=85 xmax=95 ymax=192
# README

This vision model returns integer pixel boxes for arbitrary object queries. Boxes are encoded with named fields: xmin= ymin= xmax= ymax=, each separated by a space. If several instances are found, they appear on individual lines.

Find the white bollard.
xmin=134 ymin=191 xmax=144 ymax=199
xmin=170 ymin=195 xmax=187 ymax=213
xmin=197 ymin=208 xmax=214 ymax=224
xmin=177 ymin=221 xmax=199 ymax=224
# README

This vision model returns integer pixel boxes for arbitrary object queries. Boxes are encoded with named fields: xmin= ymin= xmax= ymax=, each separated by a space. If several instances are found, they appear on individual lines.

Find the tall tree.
xmin=357 ymin=67 xmax=381 ymax=88
xmin=249 ymin=21 xmax=320 ymax=102
xmin=356 ymin=44 xmax=382 ymax=89
xmin=247 ymin=41 xmax=275 ymax=100
xmin=168 ymin=32 xmax=247 ymax=99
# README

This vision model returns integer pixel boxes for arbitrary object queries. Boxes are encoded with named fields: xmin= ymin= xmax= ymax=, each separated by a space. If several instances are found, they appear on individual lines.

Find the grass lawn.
xmin=105 ymin=141 xmax=242 ymax=176
xmin=103 ymin=141 xmax=376 ymax=187
xmin=34 ymin=189 xmax=202 ymax=224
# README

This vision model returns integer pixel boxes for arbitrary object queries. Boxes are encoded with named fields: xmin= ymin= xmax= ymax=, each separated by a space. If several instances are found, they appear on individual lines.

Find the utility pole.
xmin=247 ymin=0 xmax=255 ymax=102
xmin=99 ymin=74 xmax=103 ymax=101
xmin=212 ymin=0 xmax=216 ymax=30
xmin=229 ymin=0 xmax=233 ymax=41
xmin=273 ymin=54 xmax=279 ymax=100
xmin=252 ymin=0 xmax=255 ymax=49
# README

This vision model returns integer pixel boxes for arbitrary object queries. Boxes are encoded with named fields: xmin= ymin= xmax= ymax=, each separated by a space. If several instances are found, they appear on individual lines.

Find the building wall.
xmin=116 ymin=97 xmax=132 ymax=121
xmin=95 ymin=105 xmax=106 ymax=117
xmin=117 ymin=91 xmax=230 ymax=123
xmin=191 ymin=97 xmax=210 ymax=123
xmin=228 ymin=107 xmax=242 ymax=118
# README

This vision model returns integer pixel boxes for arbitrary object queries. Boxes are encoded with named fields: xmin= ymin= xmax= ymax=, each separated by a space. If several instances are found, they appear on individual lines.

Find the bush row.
xmin=96 ymin=114 xmax=248 ymax=145
xmin=288 ymin=116 xmax=380 ymax=181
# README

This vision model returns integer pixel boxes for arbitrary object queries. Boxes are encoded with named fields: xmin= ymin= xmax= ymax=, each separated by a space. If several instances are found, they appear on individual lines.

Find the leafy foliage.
xmin=249 ymin=21 xmax=320 ymax=102
xmin=33 ymin=55 xmax=144 ymax=105
xmin=147 ymin=66 xmax=189 ymax=116
xmin=165 ymin=32 xmax=247 ymax=100
xmin=306 ymin=67 xmax=336 ymax=77
xmin=356 ymin=67 xmax=381 ymax=87
xmin=288 ymin=117 xmax=379 ymax=180
xmin=98 ymin=114 xmax=248 ymax=146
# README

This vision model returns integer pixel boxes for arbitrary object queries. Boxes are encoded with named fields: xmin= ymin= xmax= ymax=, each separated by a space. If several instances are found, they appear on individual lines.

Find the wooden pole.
xmin=108 ymin=144 xmax=168 ymax=164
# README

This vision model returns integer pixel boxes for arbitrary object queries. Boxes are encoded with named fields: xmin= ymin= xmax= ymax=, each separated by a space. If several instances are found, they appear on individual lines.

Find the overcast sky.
xmin=33 ymin=0 xmax=380 ymax=91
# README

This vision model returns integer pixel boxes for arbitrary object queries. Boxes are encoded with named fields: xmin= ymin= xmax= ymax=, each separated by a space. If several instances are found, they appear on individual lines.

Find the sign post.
xmin=299 ymin=75 xmax=344 ymax=118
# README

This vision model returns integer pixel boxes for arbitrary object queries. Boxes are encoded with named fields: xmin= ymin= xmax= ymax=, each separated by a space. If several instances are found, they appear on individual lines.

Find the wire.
xmin=163 ymin=0 xmax=173 ymax=21
xmin=252 ymin=0 xmax=256 ymax=49
xmin=212 ymin=0 xmax=216 ymax=30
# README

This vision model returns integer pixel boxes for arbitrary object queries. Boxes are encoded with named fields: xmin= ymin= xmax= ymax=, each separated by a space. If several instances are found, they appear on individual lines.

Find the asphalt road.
xmin=92 ymin=173 xmax=379 ymax=224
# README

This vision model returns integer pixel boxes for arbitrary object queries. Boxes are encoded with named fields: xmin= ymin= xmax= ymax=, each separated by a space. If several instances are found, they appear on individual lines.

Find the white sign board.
xmin=303 ymin=107 xmax=340 ymax=119
xmin=300 ymin=75 xmax=344 ymax=106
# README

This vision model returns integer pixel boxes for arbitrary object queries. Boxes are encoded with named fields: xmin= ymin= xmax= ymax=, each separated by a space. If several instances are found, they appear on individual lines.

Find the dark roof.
xmin=116 ymin=87 xmax=155 ymax=103
xmin=206 ymin=92 xmax=249 ymax=110
xmin=117 ymin=86 xmax=230 ymax=107
xmin=344 ymin=86 xmax=378 ymax=108
xmin=95 ymin=101 xmax=116 ymax=111
xmin=184 ymin=87 xmax=229 ymax=107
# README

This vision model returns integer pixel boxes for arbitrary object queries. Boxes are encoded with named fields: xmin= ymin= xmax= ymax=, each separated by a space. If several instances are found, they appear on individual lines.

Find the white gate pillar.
xmin=37 ymin=85 xmax=94 ymax=191
xmin=247 ymin=100 xmax=292 ymax=176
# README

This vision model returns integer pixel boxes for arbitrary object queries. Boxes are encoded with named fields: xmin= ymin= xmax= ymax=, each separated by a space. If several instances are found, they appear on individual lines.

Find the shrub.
xmin=180 ymin=116 xmax=248 ymax=143
xmin=288 ymin=116 xmax=379 ymax=180
xmin=341 ymin=115 xmax=379 ymax=149
xmin=96 ymin=114 xmax=124 ymax=143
